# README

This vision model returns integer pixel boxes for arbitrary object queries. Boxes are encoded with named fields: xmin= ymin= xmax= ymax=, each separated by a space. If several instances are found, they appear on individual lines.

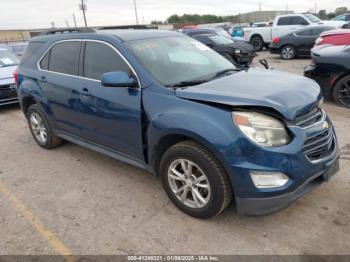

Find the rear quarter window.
xmin=20 ymin=41 xmax=44 ymax=66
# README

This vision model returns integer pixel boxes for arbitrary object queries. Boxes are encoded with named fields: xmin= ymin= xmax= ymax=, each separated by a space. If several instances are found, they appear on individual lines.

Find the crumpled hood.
xmin=175 ymin=68 xmax=321 ymax=120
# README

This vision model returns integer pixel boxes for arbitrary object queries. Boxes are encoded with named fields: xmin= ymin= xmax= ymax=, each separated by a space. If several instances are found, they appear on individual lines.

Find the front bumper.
xmin=223 ymin=112 xmax=340 ymax=216
xmin=236 ymin=156 xmax=339 ymax=215
xmin=269 ymin=46 xmax=281 ymax=55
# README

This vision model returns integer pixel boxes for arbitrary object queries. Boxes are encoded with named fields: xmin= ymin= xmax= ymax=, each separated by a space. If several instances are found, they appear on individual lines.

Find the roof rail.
xmin=39 ymin=27 xmax=95 ymax=36
xmin=98 ymin=25 xmax=152 ymax=30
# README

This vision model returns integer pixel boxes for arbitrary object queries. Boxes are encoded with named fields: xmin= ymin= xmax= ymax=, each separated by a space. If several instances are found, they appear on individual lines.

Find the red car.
xmin=316 ymin=29 xmax=350 ymax=46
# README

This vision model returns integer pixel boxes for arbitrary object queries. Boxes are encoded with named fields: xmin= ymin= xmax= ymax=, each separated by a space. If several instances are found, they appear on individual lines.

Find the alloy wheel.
xmin=281 ymin=46 xmax=295 ymax=59
xmin=167 ymin=159 xmax=211 ymax=209
xmin=30 ymin=112 xmax=48 ymax=144
xmin=336 ymin=80 xmax=350 ymax=107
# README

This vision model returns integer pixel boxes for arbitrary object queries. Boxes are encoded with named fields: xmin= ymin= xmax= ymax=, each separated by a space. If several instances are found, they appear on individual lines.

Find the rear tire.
xmin=280 ymin=45 xmax=296 ymax=60
xmin=26 ymin=104 xmax=62 ymax=149
xmin=250 ymin=36 xmax=264 ymax=52
xmin=160 ymin=141 xmax=232 ymax=219
xmin=333 ymin=75 xmax=350 ymax=108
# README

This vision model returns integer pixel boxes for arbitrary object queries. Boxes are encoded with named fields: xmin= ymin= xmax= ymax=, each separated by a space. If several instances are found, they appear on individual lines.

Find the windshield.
xmin=126 ymin=36 xmax=235 ymax=86
xmin=209 ymin=35 xmax=233 ymax=45
xmin=305 ymin=14 xmax=322 ymax=23
xmin=0 ymin=50 xmax=19 ymax=67
xmin=332 ymin=15 xmax=346 ymax=21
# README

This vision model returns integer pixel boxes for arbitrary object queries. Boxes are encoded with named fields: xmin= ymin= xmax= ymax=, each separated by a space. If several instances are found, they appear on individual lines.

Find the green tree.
xmin=167 ymin=14 xmax=180 ymax=23
xmin=318 ymin=10 xmax=328 ymax=20
xmin=335 ymin=7 xmax=348 ymax=16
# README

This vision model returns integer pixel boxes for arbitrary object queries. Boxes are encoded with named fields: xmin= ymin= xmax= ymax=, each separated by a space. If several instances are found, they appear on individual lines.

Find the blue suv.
xmin=16 ymin=29 xmax=340 ymax=218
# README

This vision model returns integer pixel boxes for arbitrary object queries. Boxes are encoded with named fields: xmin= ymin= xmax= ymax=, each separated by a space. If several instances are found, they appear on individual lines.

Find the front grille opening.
xmin=295 ymin=107 xmax=323 ymax=128
xmin=303 ymin=128 xmax=335 ymax=162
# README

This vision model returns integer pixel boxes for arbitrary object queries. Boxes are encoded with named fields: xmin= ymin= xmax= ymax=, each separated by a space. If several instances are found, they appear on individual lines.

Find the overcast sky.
xmin=0 ymin=0 xmax=349 ymax=29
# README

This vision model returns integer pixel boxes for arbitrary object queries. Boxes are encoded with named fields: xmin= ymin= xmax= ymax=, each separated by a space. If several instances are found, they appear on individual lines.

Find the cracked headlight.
xmin=232 ymin=111 xmax=290 ymax=147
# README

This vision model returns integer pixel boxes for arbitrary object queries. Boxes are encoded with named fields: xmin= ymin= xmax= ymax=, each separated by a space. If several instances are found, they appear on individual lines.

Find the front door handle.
xmin=80 ymin=87 xmax=91 ymax=96
xmin=40 ymin=76 xmax=47 ymax=83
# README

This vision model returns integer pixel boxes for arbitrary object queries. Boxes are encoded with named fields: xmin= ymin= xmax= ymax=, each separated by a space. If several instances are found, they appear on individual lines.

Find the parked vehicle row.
xmin=0 ymin=42 xmax=28 ymax=57
xmin=305 ymin=45 xmax=350 ymax=108
xmin=244 ymin=13 xmax=350 ymax=51
xmin=316 ymin=29 xmax=350 ymax=46
xmin=0 ymin=48 xmax=20 ymax=106
xmin=191 ymin=34 xmax=256 ymax=67
xmin=183 ymin=28 xmax=256 ymax=67
xmin=15 ymin=28 xmax=340 ymax=218
xmin=269 ymin=26 xmax=335 ymax=59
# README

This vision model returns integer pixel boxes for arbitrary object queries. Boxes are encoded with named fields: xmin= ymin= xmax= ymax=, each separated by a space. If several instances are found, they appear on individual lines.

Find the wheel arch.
xmin=149 ymin=130 xmax=232 ymax=181
xmin=331 ymin=71 xmax=350 ymax=89
xmin=249 ymin=33 xmax=264 ymax=42
xmin=21 ymin=95 xmax=37 ymax=114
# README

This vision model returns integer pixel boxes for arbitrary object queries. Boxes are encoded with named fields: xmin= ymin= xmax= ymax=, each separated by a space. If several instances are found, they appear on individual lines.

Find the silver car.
xmin=0 ymin=48 xmax=19 ymax=106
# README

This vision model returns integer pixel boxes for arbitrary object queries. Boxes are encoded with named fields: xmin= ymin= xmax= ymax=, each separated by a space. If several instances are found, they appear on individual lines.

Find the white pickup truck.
xmin=244 ymin=13 xmax=350 ymax=51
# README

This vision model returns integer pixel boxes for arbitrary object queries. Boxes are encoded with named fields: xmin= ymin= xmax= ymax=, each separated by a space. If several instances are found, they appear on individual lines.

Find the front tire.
xmin=333 ymin=75 xmax=350 ymax=108
xmin=26 ymin=104 xmax=62 ymax=149
xmin=160 ymin=141 xmax=232 ymax=219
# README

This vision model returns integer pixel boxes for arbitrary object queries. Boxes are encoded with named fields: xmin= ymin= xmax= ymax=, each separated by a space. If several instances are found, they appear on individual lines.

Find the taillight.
xmin=272 ymin=37 xmax=279 ymax=44
xmin=13 ymin=67 xmax=19 ymax=88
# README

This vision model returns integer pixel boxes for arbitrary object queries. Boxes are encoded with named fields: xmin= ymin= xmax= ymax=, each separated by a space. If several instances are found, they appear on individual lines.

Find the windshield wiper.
xmin=166 ymin=79 xmax=209 ymax=88
xmin=166 ymin=68 xmax=241 ymax=88
xmin=214 ymin=68 xmax=241 ymax=78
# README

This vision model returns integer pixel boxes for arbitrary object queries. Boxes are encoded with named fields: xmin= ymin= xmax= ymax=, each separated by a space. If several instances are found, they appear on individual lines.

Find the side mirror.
xmin=300 ymin=21 xmax=309 ymax=26
xmin=101 ymin=71 xmax=138 ymax=88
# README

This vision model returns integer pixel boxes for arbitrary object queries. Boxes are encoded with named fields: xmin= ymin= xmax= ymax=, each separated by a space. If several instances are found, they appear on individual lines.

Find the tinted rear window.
xmin=48 ymin=41 xmax=81 ymax=75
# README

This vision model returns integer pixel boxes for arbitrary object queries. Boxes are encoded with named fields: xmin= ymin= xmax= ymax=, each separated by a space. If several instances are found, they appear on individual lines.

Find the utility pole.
xmin=133 ymin=0 xmax=139 ymax=25
xmin=73 ymin=13 xmax=77 ymax=27
xmin=79 ymin=0 xmax=88 ymax=27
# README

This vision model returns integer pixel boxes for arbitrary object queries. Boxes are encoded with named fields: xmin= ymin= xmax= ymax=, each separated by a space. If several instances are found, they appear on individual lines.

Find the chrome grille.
xmin=295 ymin=107 xmax=323 ymax=128
xmin=303 ymin=127 xmax=335 ymax=162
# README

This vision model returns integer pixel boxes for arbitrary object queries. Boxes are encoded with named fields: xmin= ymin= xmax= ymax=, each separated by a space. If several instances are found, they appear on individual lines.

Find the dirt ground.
xmin=0 ymin=51 xmax=349 ymax=256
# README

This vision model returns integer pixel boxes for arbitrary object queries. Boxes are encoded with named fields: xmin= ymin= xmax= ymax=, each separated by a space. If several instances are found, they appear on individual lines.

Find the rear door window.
xmin=83 ymin=42 xmax=130 ymax=81
xmin=47 ymin=41 xmax=81 ymax=75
